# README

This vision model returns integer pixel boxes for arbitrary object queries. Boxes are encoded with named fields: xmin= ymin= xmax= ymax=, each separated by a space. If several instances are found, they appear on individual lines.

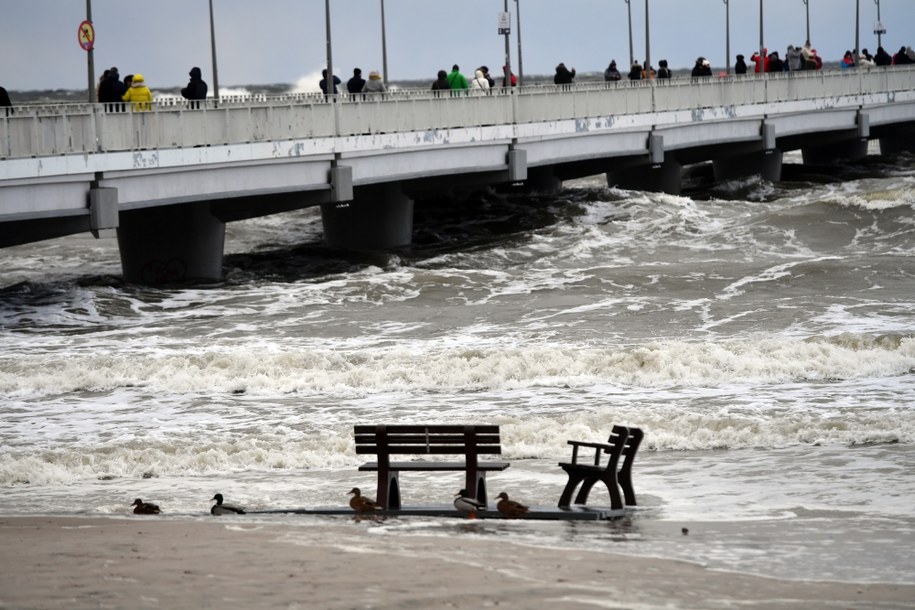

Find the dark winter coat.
xmin=98 ymin=72 xmax=126 ymax=103
xmin=181 ymin=67 xmax=208 ymax=101
xmin=553 ymin=64 xmax=576 ymax=85
xmin=347 ymin=75 xmax=366 ymax=94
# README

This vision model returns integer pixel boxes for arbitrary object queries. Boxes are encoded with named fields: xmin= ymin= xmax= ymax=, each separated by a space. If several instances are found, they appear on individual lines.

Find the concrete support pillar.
xmin=117 ymin=203 xmax=225 ymax=284
xmin=802 ymin=139 xmax=868 ymax=165
xmin=321 ymin=182 xmax=413 ymax=250
xmin=525 ymin=167 xmax=562 ymax=192
xmin=713 ymin=149 xmax=783 ymax=182
xmin=607 ymin=157 xmax=682 ymax=195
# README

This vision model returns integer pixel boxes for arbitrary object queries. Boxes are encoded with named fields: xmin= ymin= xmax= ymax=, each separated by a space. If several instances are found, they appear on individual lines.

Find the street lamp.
xmin=324 ymin=0 xmax=334 ymax=96
xmin=502 ymin=0 xmax=512 ymax=87
xmin=644 ymin=0 xmax=650 ymax=76
xmin=209 ymin=0 xmax=220 ymax=101
xmin=380 ymin=0 xmax=388 ymax=84
xmin=759 ymin=0 xmax=765 ymax=73
xmin=724 ymin=0 xmax=731 ymax=74
xmin=624 ymin=0 xmax=634 ymax=68
xmin=855 ymin=0 xmax=860 ymax=62
xmin=802 ymin=0 xmax=810 ymax=45
xmin=874 ymin=0 xmax=882 ymax=49
xmin=515 ymin=0 xmax=523 ymax=86
xmin=85 ymin=0 xmax=96 ymax=103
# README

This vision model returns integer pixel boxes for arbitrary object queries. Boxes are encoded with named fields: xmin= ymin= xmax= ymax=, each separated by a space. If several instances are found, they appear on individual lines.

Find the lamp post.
xmin=874 ymin=0 xmax=882 ymax=49
xmin=324 ymin=0 xmax=334 ymax=96
xmin=724 ymin=0 xmax=731 ymax=74
xmin=624 ymin=0 xmax=634 ymax=68
xmin=759 ymin=0 xmax=765 ymax=73
xmin=515 ymin=0 xmax=523 ymax=86
xmin=380 ymin=0 xmax=388 ymax=84
xmin=802 ymin=0 xmax=810 ymax=44
xmin=85 ymin=0 xmax=96 ymax=103
xmin=502 ymin=0 xmax=512 ymax=88
xmin=209 ymin=0 xmax=220 ymax=101
xmin=644 ymin=0 xmax=650 ymax=77
xmin=855 ymin=0 xmax=860 ymax=62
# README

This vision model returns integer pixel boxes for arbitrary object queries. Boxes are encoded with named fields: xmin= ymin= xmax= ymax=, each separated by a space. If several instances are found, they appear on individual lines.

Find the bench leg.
xmin=618 ymin=469 xmax=636 ymax=506
xmin=376 ymin=471 xmax=401 ymax=510
xmin=466 ymin=471 xmax=488 ymax=506
xmin=595 ymin=472 xmax=624 ymax=510
xmin=558 ymin=467 xmax=587 ymax=508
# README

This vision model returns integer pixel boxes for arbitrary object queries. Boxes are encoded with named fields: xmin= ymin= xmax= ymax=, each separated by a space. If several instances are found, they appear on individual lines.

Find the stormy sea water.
xmin=1 ymin=151 xmax=914 ymax=585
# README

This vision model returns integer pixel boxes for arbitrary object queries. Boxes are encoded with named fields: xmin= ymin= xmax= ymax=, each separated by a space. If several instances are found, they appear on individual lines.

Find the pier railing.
xmin=2 ymin=67 xmax=913 ymax=160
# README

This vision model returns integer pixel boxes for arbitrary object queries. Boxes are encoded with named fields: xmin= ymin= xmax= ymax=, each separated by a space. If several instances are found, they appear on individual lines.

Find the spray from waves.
xmin=288 ymin=72 xmax=325 ymax=94
xmin=2 ymin=333 xmax=912 ymax=397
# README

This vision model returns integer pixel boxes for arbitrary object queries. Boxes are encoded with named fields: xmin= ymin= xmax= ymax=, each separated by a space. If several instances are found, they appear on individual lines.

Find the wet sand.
xmin=0 ymin=516 xmax=912 ymax=609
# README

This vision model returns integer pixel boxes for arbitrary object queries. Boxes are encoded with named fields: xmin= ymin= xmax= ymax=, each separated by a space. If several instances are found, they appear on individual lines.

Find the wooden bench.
xmin=354 ymin=424 xmax=511 ymax=510
xmin=557 ymin=425 xmax=643 ymax=510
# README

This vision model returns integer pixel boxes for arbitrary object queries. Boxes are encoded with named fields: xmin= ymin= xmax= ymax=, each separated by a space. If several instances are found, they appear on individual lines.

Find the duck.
xmin=453 ymin=488 xmax=486 ymax=519
xmin=495 ymin=492 xmax=529 ymax=519
xmin=131 ymin=498 xmax=161 ymax=515
xmin=347 ymin=487 xmax=383 ymax=513
xmin=210 ymin=493 xmax=246 ymax=515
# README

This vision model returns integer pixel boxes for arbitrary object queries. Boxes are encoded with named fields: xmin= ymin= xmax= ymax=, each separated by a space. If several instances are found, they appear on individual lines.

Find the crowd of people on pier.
xmin=3 ymin=40 xmax=914 ymax=109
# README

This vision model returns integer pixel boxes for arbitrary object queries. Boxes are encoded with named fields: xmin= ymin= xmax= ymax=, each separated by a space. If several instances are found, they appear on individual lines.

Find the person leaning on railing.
xmin=122 ymin=73 xmax=153 ymax=111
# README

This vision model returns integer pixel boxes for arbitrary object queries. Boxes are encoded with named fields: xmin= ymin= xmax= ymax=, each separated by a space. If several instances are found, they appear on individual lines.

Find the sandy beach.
xmin=1 ymin=516 xmax=912 ymax=610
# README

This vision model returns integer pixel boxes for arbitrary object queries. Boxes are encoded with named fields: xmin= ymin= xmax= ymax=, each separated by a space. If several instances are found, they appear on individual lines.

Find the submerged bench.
xmin=557 ymin=425 xmax=643 ymax=510
xmin=354 ymin=424 xmax=510 ymax=510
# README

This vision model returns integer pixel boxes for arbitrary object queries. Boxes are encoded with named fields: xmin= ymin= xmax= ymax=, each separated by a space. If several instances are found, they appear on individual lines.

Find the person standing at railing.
xmin=501 ymin=65 xmax=517 ymax=87
xmin=362 ymin=71 xmax=386 ymax=95
xmin=121 ymin=73 xmax=152 ymax=111
xmin=874 ymin=46 xmax=893 ymax=67
xmin=99 ymin=67 xmax=127 ymax=111
xmin=604 ymin=60 xmax=622 ymax=82
xmin=786 ymin=45 xmax=802 ymax=72
xmin=431 ymin=70 xmax=450 ymax=95
xmin=446 ymin=65 xmax=469 ymax=90
xmin=347 ymin=68 xmax=366 ymax=94
xmin=628 ymin=62 xmax=642 ymax=80
xmin=553 ymin=63 xmax=576 ymax=87
xmin=735 ymin=54 xmax=748 ymax=75
xmin=470 ymin=68 xmax=491 ymax=91
xmin=657 ymin=59 xmax=671 ymax=79
xmin=319 ymin=69 xmax=341 ymax=96
xmin=181 ymin=67 xmax=208 ymax=109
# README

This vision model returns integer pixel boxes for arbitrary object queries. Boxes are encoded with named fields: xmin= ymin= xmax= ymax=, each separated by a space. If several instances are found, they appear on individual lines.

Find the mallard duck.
xmin=348 ymin=487 xmax=383 ymax=513
xmin=210 ymin=493 xmax=246 ymax=515
xmin=131 ymin=498 xmax=161 ymax=515
xmin=454 ymin=488 xmax=486 ymax=519
xmin=496 ymin=492 xmax=529 ymax=519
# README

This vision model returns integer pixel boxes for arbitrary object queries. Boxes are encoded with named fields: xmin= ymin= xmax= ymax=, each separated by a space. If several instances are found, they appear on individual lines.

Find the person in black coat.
xmin=628 ymin=62 xmax=643 ymax=80
xmin=347 ymin=68 xmax=366 ymax=94
xmin=98 ymin=67 xmax=126 ymax=105
xmin=553 ymin=63 xmax=576 ymax=85
xmin=0 ymin=86 xmax=11 ymax=107
xmin=181 ymin=67 xmax=208 ymax=104
xmin=735 ymin=54 xmax=748 ymax=75
xmin=874 ymin=46 xmax=892 ymax=66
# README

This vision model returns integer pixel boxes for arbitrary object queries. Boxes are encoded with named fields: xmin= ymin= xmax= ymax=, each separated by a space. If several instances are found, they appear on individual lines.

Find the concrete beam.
xmin=321 ymin=182 xmax=413 ymax=250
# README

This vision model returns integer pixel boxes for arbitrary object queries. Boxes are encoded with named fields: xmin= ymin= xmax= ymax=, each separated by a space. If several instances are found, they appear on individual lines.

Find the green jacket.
xmin=446 ymin=69 xmax=468 ymax=90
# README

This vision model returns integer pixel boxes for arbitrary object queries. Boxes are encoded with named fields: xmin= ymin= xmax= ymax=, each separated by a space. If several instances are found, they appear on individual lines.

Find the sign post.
xmin=79 ymin=1 xmax=96 ymax=103
xmin=499 ymin=7 xmax=511 ymax=87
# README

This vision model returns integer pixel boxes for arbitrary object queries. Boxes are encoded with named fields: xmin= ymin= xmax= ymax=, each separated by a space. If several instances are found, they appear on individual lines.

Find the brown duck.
xmin=131 ymin=498 xmax=161 ymax=515
xmin=348 ymin=487 xmax=382 ymax=513
xmin=496 ymin=492 xmax=529 ymax=519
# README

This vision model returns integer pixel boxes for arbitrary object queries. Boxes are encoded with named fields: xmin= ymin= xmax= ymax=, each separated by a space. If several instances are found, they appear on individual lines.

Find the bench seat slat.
xmin=355 ymin=446 xmax=502 ymax=455
xmin=359 ymin=461 xmax=511 ymax=472
xmin=354 ymin=425 xmax=500 ymax=434
xmin=355 ymin=434 xmax=501 ymax=445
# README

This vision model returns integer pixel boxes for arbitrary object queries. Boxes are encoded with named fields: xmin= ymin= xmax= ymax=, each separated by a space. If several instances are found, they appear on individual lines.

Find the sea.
xmin=1 ymin=145 xmax=914 ymax=586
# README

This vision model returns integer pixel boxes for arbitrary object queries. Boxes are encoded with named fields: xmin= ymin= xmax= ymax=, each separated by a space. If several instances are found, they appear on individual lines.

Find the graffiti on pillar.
xmin=141 ymin=259 xmax=188 ymax=284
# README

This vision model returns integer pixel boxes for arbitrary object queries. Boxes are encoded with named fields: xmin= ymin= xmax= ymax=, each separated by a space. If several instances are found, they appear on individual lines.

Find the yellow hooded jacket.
xmin=122 ymin=74 xmax=153 ymax=111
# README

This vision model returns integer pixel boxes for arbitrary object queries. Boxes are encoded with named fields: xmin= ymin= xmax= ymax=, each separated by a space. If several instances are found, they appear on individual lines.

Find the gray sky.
xmin=1 ymin=0 xmax=911 ymax=92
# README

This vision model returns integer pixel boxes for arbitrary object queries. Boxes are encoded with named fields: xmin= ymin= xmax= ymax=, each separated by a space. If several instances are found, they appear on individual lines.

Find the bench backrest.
xmin=354 ymin=425 xmax=502 ymax=465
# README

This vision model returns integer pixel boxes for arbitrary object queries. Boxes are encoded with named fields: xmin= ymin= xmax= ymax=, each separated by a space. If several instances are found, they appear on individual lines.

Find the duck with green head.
xmin=453 ymin=488 xmax=485 ymax=519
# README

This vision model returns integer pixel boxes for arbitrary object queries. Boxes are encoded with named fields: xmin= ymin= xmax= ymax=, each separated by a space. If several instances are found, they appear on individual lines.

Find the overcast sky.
xmin=2 ymin=0 xmax=911 ymax=92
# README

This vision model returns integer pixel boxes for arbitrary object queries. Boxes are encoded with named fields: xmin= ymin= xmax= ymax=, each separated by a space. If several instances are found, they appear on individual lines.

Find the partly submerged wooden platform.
xmin=250 ymin=504 xmax=630 ymax=521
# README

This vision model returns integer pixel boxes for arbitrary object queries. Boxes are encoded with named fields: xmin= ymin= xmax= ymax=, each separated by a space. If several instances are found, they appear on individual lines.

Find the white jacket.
xmin=470 ymin=70 xmax=490 ymax=90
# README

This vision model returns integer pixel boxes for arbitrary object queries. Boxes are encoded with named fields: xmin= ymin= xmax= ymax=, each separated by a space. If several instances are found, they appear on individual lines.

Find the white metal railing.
xmin=2 ymin=67 xmax=914 ymax=160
